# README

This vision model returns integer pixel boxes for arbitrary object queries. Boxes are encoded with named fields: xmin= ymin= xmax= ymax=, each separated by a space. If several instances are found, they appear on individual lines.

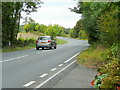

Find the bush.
xmin=95 ymin=43 xmax=120 ymax=89
xmin=100 ymin=60 xmax=120 ymax=88
xmin=69 ymin=29 xmax=78 ymax=38
xmin=17 ymin=38 xmax=36 ymax=47
xmin=78 ymin=30 xmax=88 ymax=39
xmin=77 ymin=44 xmax=109 ymax=68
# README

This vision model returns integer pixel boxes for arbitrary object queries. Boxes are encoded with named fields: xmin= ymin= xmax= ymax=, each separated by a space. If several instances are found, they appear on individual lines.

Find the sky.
xmin=20 ymin=0 xmax=82 ymax=28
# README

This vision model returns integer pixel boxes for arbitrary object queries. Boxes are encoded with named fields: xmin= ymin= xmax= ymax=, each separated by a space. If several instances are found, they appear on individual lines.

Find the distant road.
xmin=2 ymin=37 xmax=89 ymax=88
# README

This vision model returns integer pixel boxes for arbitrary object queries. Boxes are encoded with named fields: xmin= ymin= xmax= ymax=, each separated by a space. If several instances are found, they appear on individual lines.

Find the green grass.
xmin=77 ymin=44 xmax=109 ymax=68
xmin=2 ymin=44 xmax=36 ymax=52
xmin=2 ymin=38 xmax=68 ymax=52
xmin=56 ymin=38 xmax=68 ymax=45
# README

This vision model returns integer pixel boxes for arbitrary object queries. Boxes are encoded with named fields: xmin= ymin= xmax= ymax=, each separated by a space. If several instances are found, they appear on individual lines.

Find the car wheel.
xmin=54 ymin=46 xmax=56 ymax=49
xmin=49 ymin=47 xmax=52 ymax=49
xmin=36 ymin=47 xmax=39 ymax=50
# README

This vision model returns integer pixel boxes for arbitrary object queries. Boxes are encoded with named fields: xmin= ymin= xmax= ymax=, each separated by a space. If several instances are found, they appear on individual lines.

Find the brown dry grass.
xmin=17 ymin=32 xmax=39 ymax=39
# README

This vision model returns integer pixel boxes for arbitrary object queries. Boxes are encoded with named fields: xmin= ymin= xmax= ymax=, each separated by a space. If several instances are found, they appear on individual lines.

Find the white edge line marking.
xmin=58 ymin=64 xmax=63 ymax=67
xmin=64 ymin=52 xmax=79 ymax=63
xmin=39 ymin=73 xmax=48 ymax=78
xmin=35 ymin=60 xmax=77 ymax=88
xmin=51 ymin=68 xmax=57 ymax=71
xmin=23 ymin=81 xmax=35 ymax=87
xmin=1 ymin=55 xmax=28 ymax=63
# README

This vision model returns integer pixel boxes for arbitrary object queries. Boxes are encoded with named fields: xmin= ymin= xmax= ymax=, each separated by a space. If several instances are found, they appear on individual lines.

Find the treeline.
xmin=22 ymin=18 xmax=68 ymax=38
xmin=72 ymin=2 xmax=120 ymax=89
xmin=71 ymin=2 xmax=119 ymax=45
xmin=2 ymin=1 xmax=42 ymax=47
xmin=22 ymin=18 xmax=88 ymax=40
xmin=69 ymin=19 xmax=88 ymax=39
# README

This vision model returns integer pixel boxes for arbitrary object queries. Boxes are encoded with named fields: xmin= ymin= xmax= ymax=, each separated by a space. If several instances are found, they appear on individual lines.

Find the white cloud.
xmin=20 ymin=0 xmax=81 ymax=28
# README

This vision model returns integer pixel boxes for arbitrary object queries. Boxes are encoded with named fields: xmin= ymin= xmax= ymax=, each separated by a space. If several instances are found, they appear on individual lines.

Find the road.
xmin=2 ymin=37 xmax=89 ymax=88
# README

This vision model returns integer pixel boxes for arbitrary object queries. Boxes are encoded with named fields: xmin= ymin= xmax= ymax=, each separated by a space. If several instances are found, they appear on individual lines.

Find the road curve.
xmin=2 ymin=37 xmax=89 ymax=88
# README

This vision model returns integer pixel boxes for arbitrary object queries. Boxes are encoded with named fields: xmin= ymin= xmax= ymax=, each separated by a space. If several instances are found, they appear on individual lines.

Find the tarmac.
xmin=52 ymin=64 xmax=97 ymax=88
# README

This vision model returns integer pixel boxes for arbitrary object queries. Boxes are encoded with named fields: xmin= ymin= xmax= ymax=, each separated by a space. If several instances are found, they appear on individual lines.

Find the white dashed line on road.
xmin=51 ymin=68 xmax=57 ymax=71
xmin=58 ymin=64 xmax=63 ymax=67
xmin=35 ymin=60 xmax=77 ymax=88
xmin=23 ymin=81 xmax=36 ymax=87
xmin=64 ymin=52 xmax=79 ymax=63
xmin=39 ymin=73 xmax=48 ymax=78
xmin=1 ymin=55 xmax=29 ymax=63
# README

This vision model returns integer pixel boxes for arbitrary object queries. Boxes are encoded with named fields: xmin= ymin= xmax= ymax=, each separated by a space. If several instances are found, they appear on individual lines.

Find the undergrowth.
xmin=77 ymin=43 xmax=120 ymax=88
xmin=77 ymin=44 xmax=109 ymax=68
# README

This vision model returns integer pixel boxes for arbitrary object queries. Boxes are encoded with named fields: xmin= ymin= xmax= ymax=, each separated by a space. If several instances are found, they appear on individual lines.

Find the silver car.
xmin=36 ymin=36 xmax=57 ymax=50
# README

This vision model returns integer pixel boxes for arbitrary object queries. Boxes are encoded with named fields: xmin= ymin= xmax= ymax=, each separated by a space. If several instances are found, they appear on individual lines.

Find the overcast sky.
xmin=20 ymin=0 xmax=82 ymax=28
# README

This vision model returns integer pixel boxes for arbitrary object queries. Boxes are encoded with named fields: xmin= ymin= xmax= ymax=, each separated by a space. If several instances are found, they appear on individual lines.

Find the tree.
xmin=97 ymin=3 xmax=119 ymax=45
xmin=45 ymin=25 xmax=56 ymax=38
xmin=73 ymin=19 xmax=83 ymax=38
xmin=71 ymin=2 xmax=119 ymax=44
xmin=69 ymin=29 xmax=78 ymax=38
xmin=35 ymin=24 xmax=47 ymax=33
xmin=2 ymin=1 xmax=42 ymax=47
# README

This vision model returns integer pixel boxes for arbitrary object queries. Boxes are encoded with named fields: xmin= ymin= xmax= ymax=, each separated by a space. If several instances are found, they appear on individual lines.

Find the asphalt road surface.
xmin=1 ymin=37 xmax=89 ymax=88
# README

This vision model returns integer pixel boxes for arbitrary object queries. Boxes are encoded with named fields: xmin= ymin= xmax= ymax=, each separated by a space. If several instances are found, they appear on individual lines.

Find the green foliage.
xmin=71 ymin=2 xmax=119 ymax=45
xmin=45 ymin=25 xmax=56 ymax=38
xmin=56 ymin=38 xmax=68 ymax=45
xmin=78 ymin=30 xmax=88 ymax=39
xmin=16 ymin=38 xmax=36 ymax=47
xmin=69 ymin=29 xmax=78 ymax=38
xmin=69 ymin=19 xmax=88 ymax=39
xmin=44 ymin=24 xmax=66 ymax=38
xmin=23 ymin=23 xmax=67 ymax=38
xmin=35 ymin=24 xmax=47 ymax=33
xmin=2 ymin=1 xmax=42 ymax=47
xmin=2 ymin=37 xmax=36 ymax=52
xmin=23 ymin=18 xmax=38 ymax=32
xmin=73 ymin=2 xmax=120 ymax=89
xmin=100 ymin=60 xmax=120 ymax=88
xmin=108 ymin=43 xmax=119 ymax=59
xmin=73 ymin=19 xmax=83 ymax=38
xmin=97 ymin=7 xmax=119 ymax=46
xmin=94 ymin=73 xmax=108 ymax=88
xmin=77 ymin=44 xmax=120 ymax=88
xmin=77 ymin=44 xmax=109 ymax=68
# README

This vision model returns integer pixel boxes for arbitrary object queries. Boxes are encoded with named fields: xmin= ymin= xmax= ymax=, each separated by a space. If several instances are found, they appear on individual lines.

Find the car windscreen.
xmin=38 ymin=37 xmax=50 ymax=40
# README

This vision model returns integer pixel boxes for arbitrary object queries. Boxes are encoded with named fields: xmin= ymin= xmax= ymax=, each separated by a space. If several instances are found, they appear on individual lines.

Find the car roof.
xmin=39 ymin=36 xmax=51 ymax=37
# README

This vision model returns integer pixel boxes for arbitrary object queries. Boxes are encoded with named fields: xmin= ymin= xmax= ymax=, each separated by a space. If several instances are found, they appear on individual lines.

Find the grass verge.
xmin=2 ymin=38 xmax=68 ymax=52
xmin=2 ymin=46 xmax=35 ymax=52
xmin=79 ymin=43 xmax=120 ymax=88
xmin=77 ymin=44 xmax=109 ymax=69
xmin=56 ymin=38 xmax=68 ymax=45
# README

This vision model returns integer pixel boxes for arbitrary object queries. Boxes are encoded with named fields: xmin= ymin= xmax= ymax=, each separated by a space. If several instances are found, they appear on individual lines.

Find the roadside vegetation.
xmin=2 ymin=1 xmax=119 ymax=89
xmin=1 ymin=1 xmax=87 ymax=51
xmin=72 ymin=2 xmax=120 ymax=89
xmin=2 ymin=32 xmax=68 ymax=52
xmin=56 ymin=39 xmax=68 ymax=45
xmin=2 ymin=1 xmax=68 ymax=53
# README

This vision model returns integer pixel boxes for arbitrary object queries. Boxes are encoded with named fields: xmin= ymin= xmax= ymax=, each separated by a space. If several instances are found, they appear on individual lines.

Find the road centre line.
xmin=23 ymin=81 xmax=36 ymax=87
xmin=58 ymin=64 xmax=63 ymax=67
xmin=35 ymin=60 xmax=77 ymax=88
xmin=39 ymin=73 xmax=48 ymax=78
xmin=1 ymin=55 xmax=28 ymax=63
xmin=64 ymin=52 xmax=79 ymax=63
xmin=51 ymin=68 xmax=57 ymax=71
